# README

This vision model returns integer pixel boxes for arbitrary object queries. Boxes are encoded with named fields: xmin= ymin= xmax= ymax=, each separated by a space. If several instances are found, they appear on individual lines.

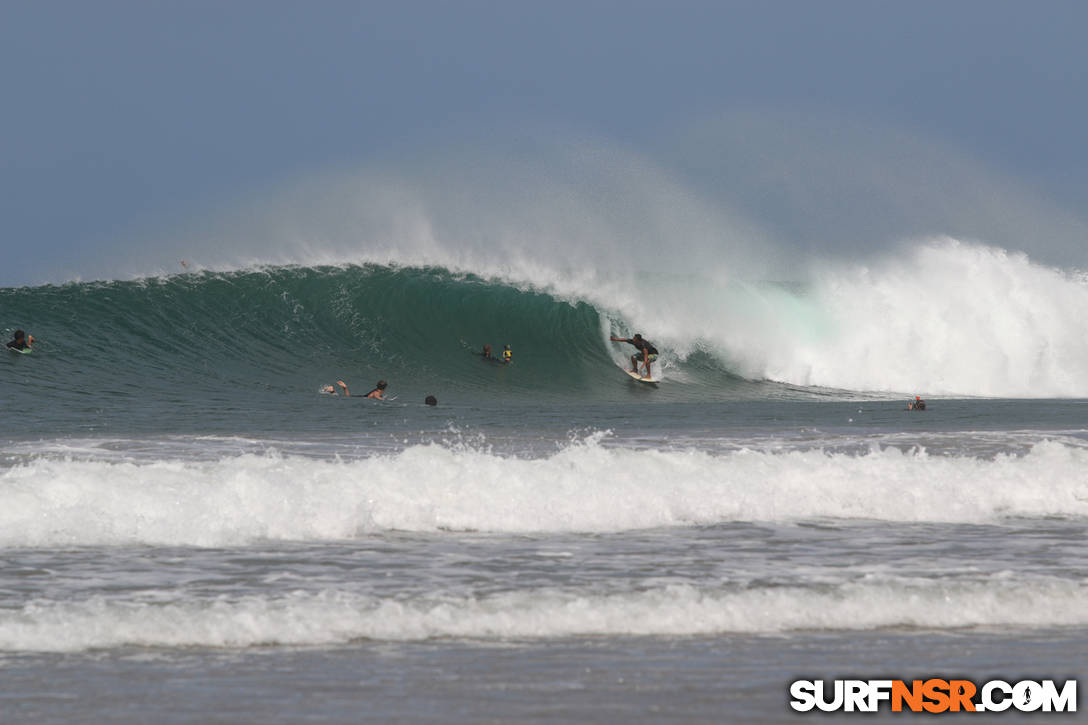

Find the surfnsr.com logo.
xmin=789 ymin=679 xmax=1077 ymax=713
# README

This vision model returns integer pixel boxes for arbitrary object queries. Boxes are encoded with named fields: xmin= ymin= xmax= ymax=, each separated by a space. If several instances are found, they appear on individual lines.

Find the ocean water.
xmin=2 ymin=250 xmax=1086 ymax=722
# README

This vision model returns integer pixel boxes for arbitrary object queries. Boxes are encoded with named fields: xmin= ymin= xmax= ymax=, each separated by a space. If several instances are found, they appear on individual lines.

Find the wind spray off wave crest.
xmin=52 ymin=131 xmax=1088 ymax=397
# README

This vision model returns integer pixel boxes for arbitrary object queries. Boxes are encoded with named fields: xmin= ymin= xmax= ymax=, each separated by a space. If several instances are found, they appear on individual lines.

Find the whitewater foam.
xmin=496 ymin=238 xmax=1088 ymax=398
xmin=779 ymin=240 xmax=1088 ymax=396
xmin=2 ymin=577 xmax=1084 ymax=652
xmin=601 ymin=239 xmax=1088 ymax=397
xmin=2 ymin=437 xmax=1086 ymax=547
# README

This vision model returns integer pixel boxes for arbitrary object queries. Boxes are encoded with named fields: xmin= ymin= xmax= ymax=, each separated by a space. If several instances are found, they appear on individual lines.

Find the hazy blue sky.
xmin=3 ymin=1 xmax=1088 ymax=285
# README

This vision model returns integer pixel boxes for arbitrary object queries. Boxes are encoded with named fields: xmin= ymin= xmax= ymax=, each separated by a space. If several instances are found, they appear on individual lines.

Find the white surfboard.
xmin=622 ymin=368 xmax=659 ymax=384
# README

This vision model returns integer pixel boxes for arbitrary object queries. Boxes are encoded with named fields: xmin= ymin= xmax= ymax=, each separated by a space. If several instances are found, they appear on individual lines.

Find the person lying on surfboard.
xmin=323 ymin=380 xmax=388 ymax=399
xmin=6 ymin=329 xmax=33 ymax=351
xmin=364 ymin=380 xmax=389 ymax=399
xmin=610 ymin=334 xmax=658 ymax=379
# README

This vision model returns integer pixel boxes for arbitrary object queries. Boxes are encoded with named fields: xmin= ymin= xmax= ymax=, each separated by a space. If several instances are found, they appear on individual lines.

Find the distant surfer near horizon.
xmin=610 ymin=334 xmax=658 ymax=379
xmin=908 ymin=396 xmax=927 ymax=411
xmin=502 ymin=344 xmax=512 ymax=363
xmin=6 ymin=329 xmax=33 ymax=352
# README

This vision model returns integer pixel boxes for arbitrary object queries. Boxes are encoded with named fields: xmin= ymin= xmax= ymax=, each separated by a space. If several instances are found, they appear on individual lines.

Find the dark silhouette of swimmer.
xmin=6 ymin=330 xmax=33 ymax=351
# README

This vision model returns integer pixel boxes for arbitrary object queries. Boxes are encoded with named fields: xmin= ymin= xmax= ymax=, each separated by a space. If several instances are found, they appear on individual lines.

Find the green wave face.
xmin=2 ymin=264 xmax=808 ymax=431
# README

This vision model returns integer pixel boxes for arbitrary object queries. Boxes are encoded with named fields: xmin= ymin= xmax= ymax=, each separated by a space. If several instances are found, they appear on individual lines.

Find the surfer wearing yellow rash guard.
xmin=477 ymin=344 xmax=511 ymax=364
xmin=610 ymin=334 xmax=658 ymax=378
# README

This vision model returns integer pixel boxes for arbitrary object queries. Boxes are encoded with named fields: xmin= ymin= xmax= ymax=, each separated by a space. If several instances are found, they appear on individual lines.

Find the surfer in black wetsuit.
xmin=610 ymin=334 xmax=659 ymax=378
xmin=6 ymin=330 xmax=33 ymax=351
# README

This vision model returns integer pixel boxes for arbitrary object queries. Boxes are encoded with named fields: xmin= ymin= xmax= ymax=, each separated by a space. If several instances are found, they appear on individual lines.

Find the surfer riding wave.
xmin=610 ymin=334 xmax=658 ymax=379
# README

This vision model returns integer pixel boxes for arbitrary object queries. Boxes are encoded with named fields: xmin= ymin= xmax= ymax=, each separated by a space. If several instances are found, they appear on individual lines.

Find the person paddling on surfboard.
xmin=610 ymin=334 xmax=658 ymax=379
xmin=6 ymin=329 xmax=33 ymax=351
xmin=363 ymin=380 xmax=388 ymax=399
xmin=324 ymin=379 xmax=388 ymax=399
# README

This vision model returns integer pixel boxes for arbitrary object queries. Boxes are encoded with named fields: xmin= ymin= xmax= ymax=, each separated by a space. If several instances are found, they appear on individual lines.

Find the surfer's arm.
xmin=337 ymin=380 xmax=350 ymax=396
